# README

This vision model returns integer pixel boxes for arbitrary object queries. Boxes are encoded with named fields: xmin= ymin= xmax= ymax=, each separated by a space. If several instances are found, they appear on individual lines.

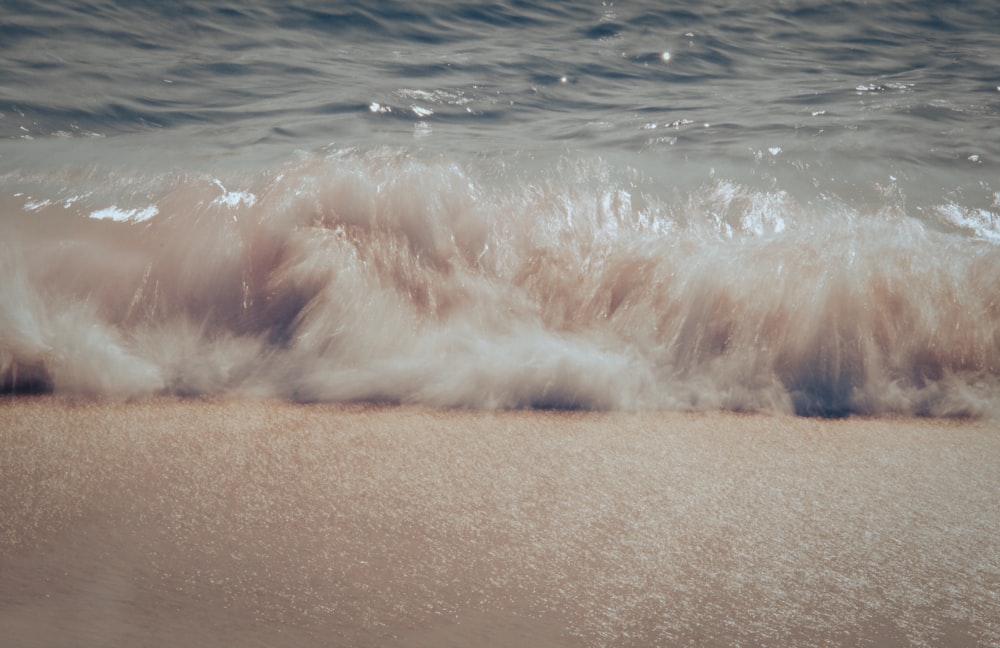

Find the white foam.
xmin=89 ymin=204 xmax=159 ymax=222
xmin=936 ymin=203 xmax=1000 ymax=242
xmin=3 ymin=152 xmax=998 ymax=416
xmin=211 ymin=180 xmax=257 ymax=209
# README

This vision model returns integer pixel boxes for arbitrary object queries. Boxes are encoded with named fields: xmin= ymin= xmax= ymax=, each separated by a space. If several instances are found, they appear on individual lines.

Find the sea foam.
xmin=2 ymin=150 xmax=998 ymax=416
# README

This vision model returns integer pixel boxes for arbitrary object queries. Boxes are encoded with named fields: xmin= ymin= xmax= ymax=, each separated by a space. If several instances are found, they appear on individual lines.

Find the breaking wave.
xmin=2 ymin=149 xmax=998 ymax=416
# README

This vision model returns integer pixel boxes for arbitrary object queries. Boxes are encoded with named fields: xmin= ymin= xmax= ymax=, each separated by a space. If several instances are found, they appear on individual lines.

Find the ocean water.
xmin=2 ymin=0 xmax=999 ymax=415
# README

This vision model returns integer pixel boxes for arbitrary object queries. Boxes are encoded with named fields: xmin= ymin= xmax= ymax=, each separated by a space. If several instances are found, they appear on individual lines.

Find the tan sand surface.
xmin=1 ymin=398 xmax=998 ymax=646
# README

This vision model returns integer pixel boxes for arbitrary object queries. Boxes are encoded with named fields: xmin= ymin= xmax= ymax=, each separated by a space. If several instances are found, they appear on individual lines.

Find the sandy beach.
xmin=1 ymin=397 xmax=997 ymax=647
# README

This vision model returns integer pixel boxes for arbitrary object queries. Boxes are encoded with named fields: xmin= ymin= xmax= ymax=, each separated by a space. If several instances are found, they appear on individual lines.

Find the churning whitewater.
xmin=2 ymin=149 xmax=998 ymax=416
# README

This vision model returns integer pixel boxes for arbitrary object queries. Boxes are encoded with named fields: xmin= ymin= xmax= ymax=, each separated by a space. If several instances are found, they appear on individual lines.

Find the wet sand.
xmin=1 ymin=397 xmax=998 ymax=647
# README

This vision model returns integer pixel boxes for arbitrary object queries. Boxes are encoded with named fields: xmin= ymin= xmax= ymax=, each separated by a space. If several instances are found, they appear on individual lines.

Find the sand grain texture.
xmin=1 ymin=398 xmax=998 ymax=647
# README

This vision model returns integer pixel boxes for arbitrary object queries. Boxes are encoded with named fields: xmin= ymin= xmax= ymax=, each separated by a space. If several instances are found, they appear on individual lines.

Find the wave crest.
xmin=2 ymin=151 xmax=998 ymax=416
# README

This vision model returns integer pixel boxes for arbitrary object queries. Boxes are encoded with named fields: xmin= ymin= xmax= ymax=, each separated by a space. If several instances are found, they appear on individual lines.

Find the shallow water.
xmin=2 ymin=1 xmax=999 ymax=414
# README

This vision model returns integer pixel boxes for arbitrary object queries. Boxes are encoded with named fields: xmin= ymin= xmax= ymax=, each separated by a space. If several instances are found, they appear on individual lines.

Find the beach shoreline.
xmin=2 ymin=397 xmax=997 ymax=646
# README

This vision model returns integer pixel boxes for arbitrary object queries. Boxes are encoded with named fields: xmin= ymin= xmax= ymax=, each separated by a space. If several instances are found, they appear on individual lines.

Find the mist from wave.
xmin=2 ymin=150 xmax=998 ymax=416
